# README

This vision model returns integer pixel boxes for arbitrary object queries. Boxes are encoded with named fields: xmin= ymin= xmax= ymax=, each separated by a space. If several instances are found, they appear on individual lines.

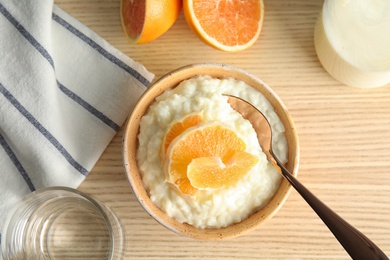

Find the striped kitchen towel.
xmin=0 ymin=0 xmax=154 ymax=238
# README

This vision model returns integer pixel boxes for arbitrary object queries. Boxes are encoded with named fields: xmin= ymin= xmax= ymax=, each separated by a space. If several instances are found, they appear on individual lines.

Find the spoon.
xmin=226 ymin=95 xmax=388 ymax=260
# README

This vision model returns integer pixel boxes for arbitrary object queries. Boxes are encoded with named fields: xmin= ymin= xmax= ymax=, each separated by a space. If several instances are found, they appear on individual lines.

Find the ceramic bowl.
xmin=123 ymin=63 xmax=299 ymax=240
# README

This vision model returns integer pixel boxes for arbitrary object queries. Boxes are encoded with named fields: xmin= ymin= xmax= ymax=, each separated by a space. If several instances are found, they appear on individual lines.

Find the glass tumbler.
xmin=1 ymin=187 xmax=124 ymax=260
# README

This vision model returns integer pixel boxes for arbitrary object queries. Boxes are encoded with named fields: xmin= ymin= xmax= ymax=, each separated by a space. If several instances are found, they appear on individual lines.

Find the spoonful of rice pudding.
xmin=226 ymin=94 xmax=388 ymax=260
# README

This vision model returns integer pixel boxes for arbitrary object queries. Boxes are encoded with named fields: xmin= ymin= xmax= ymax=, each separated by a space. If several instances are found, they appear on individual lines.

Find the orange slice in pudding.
xmin=164 ymin=122 xmax=259 ymax=197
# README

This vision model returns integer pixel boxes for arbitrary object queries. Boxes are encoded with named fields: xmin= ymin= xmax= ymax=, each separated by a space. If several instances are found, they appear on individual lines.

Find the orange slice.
xmin=120 ymin=0 xmax=182 ymax=44
xmin=165 ymin=123 xmax=259 ymax=197
xmin=183 ymin=0 xmax=264 ymax=52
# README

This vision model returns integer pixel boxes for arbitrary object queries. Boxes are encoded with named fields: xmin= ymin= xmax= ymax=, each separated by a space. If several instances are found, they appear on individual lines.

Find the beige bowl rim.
xmin=123 ymin=63 xmax=300 ymax=240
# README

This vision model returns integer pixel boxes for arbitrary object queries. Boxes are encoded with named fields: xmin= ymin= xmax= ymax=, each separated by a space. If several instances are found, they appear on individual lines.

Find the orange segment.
xmin=187 ymin=151 xmax=259 ymax=190
xmin=121 ymin=0 xmax=182 ymax=44
xmin=174 ymin=178 xmax=198 ymax=197
xmin=165 ymin=123 xmax=259 ymax=197
xmin=161 ymin=113 xmax=203 ymax=160
xmin=183 ymin=0 xmax=264 ymax=52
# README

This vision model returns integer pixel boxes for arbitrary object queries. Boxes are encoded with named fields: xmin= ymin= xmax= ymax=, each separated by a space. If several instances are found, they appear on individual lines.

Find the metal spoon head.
xmin=225 ymin=95 xmax=273 ymax=161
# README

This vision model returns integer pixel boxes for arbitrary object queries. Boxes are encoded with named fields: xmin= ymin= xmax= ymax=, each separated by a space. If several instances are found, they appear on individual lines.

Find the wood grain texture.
xmin=55 ymin=0 xmax=390 ymax=259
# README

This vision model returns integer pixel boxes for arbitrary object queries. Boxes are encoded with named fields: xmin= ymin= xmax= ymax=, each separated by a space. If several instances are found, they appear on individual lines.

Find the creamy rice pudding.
xmin=136 ymin=76 xmax=287 ymax=228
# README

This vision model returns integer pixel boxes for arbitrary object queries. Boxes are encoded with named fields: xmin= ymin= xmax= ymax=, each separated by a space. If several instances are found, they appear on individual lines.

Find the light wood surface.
xmin=55 ymin=0 xmax=390 ymax=259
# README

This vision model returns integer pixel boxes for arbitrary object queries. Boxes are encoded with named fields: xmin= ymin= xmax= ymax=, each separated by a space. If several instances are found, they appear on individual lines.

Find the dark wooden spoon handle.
xmin=272 ymin=153 xmax=388 ymax=260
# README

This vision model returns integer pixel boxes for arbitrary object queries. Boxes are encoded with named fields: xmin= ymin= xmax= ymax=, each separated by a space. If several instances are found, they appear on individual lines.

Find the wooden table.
xmin=55 ymin=0 xmax=390 ymax=259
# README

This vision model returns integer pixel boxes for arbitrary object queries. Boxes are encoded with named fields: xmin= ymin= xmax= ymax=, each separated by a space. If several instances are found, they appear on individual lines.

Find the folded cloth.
xmin=0 ymin=0 xmax=154 ymax=241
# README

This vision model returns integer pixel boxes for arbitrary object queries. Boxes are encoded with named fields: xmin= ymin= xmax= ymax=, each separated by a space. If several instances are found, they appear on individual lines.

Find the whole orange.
xmin=121 ymin=0 xmax=182 ymax=44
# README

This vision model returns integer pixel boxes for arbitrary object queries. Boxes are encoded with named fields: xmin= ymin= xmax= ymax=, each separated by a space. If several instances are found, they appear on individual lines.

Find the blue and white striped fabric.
xmin=0 ymin=0 xmax=154 ymax=237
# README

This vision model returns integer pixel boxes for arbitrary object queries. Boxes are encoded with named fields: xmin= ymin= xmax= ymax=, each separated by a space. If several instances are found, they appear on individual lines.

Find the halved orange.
xmin=121 ymin=0 xmax=182 ymax=44
xmin=183 ymin=0 xmax=264 ymax=52
xmin=164 ymin=123 xmax=259 ymax=197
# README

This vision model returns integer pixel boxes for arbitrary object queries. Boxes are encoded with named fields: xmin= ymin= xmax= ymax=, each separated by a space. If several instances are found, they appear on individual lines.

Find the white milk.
xmin=314 ymin=0 xmax=390 ymax=88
